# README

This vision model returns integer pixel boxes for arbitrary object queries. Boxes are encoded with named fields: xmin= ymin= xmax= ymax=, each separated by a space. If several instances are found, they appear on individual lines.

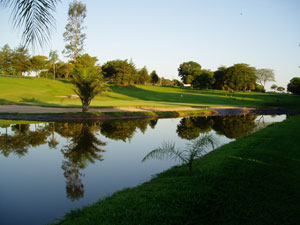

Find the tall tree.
xmin=225 ymin=64 xmax=257 ymax=91
xmin=256 ymin=69 xmax=275 ymax=89
xmin=137 ymin=66 xmax=150 ymax=84
xmin=178 ymin=61 xmax=202 ymax=84
xmin=0 ymin=44 xmax=14 ymax=75
xmin=12 ymin=46 xmax=31 ymax=77
xmin=150 ymin=70 xmax=159 ymax=85
xmin=49 ymin=50 xmax=58 ymax=80
xmin=63 ymin=0 xmax=87 ymax=63
xmin=213 ymin=66 xmax=227 ymax=90
xmin=0 ymin=0 xmax=60 ymax=49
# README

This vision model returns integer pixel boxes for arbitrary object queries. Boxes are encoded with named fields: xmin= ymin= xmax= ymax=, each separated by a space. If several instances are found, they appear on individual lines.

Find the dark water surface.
xmin=0 ymin=115 xmax=286 ymax=225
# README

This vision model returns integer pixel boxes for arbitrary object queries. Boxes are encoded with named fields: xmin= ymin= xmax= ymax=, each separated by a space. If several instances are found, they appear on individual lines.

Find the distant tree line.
xmin=0 ymin=44 xmax=182 ymax=86
xmin=178 ymin=61 xmax=276 ymax=92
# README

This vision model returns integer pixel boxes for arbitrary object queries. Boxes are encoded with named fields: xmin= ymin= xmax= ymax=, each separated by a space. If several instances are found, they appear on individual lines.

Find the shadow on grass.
xmin=110 ymin=85 xmax=264 ymax=108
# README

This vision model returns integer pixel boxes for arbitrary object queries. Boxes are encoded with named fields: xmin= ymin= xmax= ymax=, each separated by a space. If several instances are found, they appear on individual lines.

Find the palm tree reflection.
xmin=61 ymin=123 xmax=106 ymax=201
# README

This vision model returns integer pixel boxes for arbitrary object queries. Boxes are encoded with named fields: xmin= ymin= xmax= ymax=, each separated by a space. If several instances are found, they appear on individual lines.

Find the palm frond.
xmin=142 ymin=141 xmax=187 ymax=163
xmin=0 ymin=0 xmax=60 ymax=49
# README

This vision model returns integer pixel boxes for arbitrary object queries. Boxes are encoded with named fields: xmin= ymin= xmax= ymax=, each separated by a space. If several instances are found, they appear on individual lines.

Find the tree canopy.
xmin=287 ymin=77 xmax=300 ymax=95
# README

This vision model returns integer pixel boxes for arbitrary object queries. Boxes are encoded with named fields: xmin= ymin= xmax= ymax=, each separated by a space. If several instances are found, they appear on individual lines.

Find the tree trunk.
xmin=82 ymin=102 xmax=89 ymax=112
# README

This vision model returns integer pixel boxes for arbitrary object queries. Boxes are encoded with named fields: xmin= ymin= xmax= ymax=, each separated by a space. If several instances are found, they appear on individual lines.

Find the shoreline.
xmin=0 ymin=105 xmax=298 ymax=121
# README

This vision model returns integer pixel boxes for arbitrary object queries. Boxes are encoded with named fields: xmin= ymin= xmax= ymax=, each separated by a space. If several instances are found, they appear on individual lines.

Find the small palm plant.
xmin=142 ymin=134 xmax=217 ymax=171
xmin=72 ymin=67 xmax=106 ymax=112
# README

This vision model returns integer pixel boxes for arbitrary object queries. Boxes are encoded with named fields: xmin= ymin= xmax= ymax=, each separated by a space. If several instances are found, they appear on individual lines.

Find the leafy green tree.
xmin=0 ymin=44 xmax=14 ymax=75
xmin=102 ymin=59 xmax=137 ymax=85
xmin=142 ymin=134 xmax=216 ymax=172
xmin=271 ymin=84 xmax=278 ymax=91
xmin=0 ymin=0 xmax=60 ymax=48
xmin=56 ymin=62 xmax=74 ymax=78
xmin=12 ymin=46 xmax=31 ymax=77
xmin=137 ymin=66 xmax=150 ymax=84
xmin=256 ymin=69 xmax=275 ymax=89
xmin=150 ymin=70 xmax=159 ymax=85
xmin=161 ymin=77 xmax=173 ymax=86
xmin=30 ymin=55 xmax=48 ymax=78
xmin=71 ymin=54 xmax=106 ymax=112
xmin=192 ymin=70 xmax=214 ymax=89
xmin=225 ymin=63 xmax=257 ymax=91
xmin=178 ymin=61 xmax=202 ymax=84
xmin=277 ymin=86 xmax=285 ymax=93
xmin=49 ymin=50 xmax=59 ymax=79
xmin=213 ymin=66 xmax=227 ymax=90
xmin=287 ymin=77 xmax=300 ymax=95
xmin=63 ymin=0 xmax=87 ymax=62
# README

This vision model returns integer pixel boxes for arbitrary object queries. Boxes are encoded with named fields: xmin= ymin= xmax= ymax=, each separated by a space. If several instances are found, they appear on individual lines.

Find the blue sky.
xmin=0 ymin=0 xmax=299 ymax=89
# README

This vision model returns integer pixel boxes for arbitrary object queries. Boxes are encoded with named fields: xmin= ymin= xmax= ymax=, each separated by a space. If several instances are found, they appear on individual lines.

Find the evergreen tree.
xmin=63 ymin=0 xmax=87 ymax=62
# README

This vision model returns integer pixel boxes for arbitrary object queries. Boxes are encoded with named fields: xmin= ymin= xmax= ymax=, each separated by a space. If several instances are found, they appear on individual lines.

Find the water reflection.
xmin=0 ymin=115 xmax=281 ymax=200
xmin=177 ymin=114 xmax=258 ymax=140
xmin=0 ymin=115 xmax=287 ymax=225
xmin=61 ymin=123 xmax=106 ymax=200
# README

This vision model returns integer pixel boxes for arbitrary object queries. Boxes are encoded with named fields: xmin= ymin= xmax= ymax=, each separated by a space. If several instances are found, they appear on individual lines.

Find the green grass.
xmin=53 ymin=115 xmax=300 ymax=225
xmin=1 ymin=76 xmax=300 ymax=110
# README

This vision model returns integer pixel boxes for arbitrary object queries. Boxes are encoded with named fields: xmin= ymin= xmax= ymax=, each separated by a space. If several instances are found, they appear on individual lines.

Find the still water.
xmin=0 ymin=115 xmax=286 ymax=225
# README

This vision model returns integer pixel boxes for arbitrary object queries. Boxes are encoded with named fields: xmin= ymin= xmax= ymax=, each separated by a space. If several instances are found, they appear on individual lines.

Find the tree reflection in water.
xmin=0 ymin=115 xmax=271 ymax=200
xmin=61 ymin=123 xmax=106 ymax=201
xmin=177 ymin=114 xmax=258 ymax=140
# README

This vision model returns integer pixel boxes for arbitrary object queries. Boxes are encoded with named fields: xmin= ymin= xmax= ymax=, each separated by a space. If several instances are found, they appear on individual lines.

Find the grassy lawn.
xmin=53 ymin=115 xmax=300 ymax=225
xmin=1 ymin=76 xmax=300 ymax=109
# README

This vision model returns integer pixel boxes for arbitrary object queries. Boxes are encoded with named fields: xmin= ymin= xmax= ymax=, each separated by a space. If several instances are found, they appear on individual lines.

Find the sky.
xmin=0 ymin=0 xmax=299 ymax=90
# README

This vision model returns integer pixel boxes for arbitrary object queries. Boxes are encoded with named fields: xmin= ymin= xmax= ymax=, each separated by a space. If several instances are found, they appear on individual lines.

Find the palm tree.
xmin=0 ymin=0 xmax=60 ymax=48
xmin=142 ymin=134 xmax=217 ymax=171
xmin=49 ymin=50 xmax=58 ymax=79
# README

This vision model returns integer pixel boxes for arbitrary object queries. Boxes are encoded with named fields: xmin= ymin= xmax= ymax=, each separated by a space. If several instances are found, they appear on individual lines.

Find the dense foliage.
xmin=287 ymin=77 xmax=300 ymax=95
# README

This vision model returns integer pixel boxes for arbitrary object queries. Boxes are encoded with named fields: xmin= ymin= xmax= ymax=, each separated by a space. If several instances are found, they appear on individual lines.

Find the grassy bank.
xmin=53 ymin=115 xmax=300 ymax=225
xmin=0 ymin=109 xmax=215 ymax=122
xmin=1 ymin=76 xmax=300 ymax=110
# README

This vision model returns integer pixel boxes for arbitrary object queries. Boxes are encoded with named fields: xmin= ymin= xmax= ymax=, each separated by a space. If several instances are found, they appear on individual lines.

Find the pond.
xmin=0 ymin=114 xmax=286 ymax=225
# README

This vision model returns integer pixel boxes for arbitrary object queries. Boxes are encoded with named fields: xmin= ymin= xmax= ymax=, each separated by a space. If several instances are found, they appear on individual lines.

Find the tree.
xmin=0 ymin=44 xmax=14 ymax=75
xmin=71 ymin=54 xmax=106 ymax=112
xmin=56 ymin=62 xmax=74 ymax=78
xmin=30 ymin=55 xmax=48 ymax=78
xmin=287 ymin=77 xmax=300 ymax=95
xmin=213 ymin=66 xmax=227 ymax=90
xmin=277 ymin=86 xmax=285 ymax=93
xmin=150 ymin=70 xmax=159 ymax=85
xmin=137 ymin=66 xmax=150 ymax=84
xmin=12 ymin=46 xmax=31 ymax=77
xmin=142 ymin=134 xmax=216 ymax=172
xmin=225 ymin=63 xmax=257 ymax=91
xmin=0 ymin=0 xmax=60 ymax=48
xmin=102 ymin=59 xmax=137 ymax=85
xmin=63 ymin=0 xmax=87 ymax=63
xmin=271 ymin=84 xmax=278 ymax=91
xmin=192 ymin=70 xmax=214 ymax=89
xmin=256 ymin=69 xmax=275 ymax=89
xmin=178 ymin=61 xmax=202 ymax=84
xmin=48 ymin=50 xmax=59 ymax=79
